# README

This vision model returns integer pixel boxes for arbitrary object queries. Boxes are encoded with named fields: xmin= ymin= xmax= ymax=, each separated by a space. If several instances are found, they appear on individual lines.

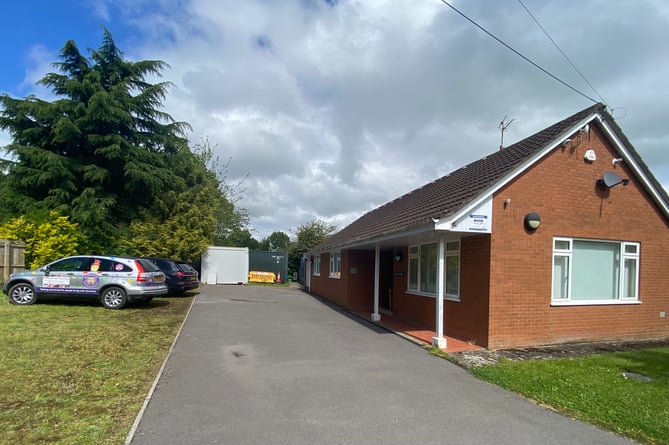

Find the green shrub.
xmin=0 ymin=212 xmax=86 ymax=268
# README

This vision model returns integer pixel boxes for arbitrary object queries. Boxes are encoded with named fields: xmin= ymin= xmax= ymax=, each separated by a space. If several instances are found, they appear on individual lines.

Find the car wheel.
xmin=8 ymin=283 xmax=37 ymax=305
xmin=101 ymin=286 xmax=128 ymax=309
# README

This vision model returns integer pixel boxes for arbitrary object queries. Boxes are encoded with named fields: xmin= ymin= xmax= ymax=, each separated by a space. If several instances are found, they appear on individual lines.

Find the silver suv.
xmin=3 ymin=255 xmax=168 ymax=309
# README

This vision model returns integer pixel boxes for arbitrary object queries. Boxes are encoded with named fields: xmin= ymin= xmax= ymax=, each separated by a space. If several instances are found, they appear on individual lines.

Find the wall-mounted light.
xmin=524 ymin=212 xmax=541 ymax=231
xmin=394 ymin=251 xmax=403 ymax=262
xmin=578 ymin=124 xmax=590 ymax=142
xmin=561 ymin=138 xmax=572 ymax=148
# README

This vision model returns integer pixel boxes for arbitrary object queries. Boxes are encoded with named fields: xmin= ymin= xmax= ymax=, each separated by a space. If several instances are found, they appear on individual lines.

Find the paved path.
xmin=129 ymin=285 xmax=631 ymax=445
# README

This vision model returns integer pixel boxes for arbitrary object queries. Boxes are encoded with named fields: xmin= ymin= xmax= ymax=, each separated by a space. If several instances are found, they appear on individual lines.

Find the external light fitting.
xmin=524 ymin=212 xmax=541 ymax=231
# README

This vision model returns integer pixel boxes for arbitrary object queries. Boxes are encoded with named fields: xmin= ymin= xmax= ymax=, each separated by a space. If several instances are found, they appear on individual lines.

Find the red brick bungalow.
xmin=306 ymin=103 xmax=669 ymax=350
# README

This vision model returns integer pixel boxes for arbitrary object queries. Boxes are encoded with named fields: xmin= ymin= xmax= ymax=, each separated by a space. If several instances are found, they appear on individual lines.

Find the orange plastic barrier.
xmin=248 ymin=271 xmax=276 ymax=283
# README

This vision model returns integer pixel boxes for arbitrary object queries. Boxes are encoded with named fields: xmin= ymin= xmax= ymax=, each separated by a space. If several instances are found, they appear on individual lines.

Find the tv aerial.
xmin=499 ymin=116 xmax=514 ymax=150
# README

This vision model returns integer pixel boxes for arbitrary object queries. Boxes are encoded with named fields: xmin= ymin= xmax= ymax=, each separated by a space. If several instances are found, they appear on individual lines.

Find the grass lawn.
xmin=0 ymin=294 xmax=193 ymax=444
xmin=471 ymin=348 xmax=669 ymax=444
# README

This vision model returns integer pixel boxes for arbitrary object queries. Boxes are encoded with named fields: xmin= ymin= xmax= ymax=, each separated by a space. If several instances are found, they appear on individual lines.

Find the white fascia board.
xmin=597 ymin=117 xmax=669 ymax=219
xmin=439 ymin=112 xmax=601 ymax=231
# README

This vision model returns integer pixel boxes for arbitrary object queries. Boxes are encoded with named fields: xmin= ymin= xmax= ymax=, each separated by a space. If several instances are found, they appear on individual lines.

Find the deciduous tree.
xmin=0 ymin=212 xmax=85 ymax=268
xmin=260 ymin=231 xmax=290 ymax=252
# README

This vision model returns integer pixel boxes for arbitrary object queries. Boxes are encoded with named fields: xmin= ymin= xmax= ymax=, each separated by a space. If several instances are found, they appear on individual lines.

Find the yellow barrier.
xmin=248 ymin=271 xmax=276 ymax=283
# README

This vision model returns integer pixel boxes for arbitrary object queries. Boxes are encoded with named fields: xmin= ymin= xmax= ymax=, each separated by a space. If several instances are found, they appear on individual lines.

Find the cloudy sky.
xmin=2 ymin=0 xmax=668 ymax=240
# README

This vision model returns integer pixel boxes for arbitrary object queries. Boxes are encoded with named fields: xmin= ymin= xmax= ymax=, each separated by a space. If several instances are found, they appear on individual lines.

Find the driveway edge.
xmin=123 ymin=295 xmax=198 ymax=445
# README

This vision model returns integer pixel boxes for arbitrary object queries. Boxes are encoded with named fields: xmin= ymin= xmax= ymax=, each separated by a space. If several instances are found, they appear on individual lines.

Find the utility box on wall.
xmin=201 ymin=246 xmax=249 ymax=285
xmin=1 ymin=239 xmax=25 ymax=280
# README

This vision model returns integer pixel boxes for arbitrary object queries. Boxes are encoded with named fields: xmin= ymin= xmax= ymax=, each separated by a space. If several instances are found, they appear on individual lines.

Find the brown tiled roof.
xmin=316 ymin=103 xmax=606 ymax=251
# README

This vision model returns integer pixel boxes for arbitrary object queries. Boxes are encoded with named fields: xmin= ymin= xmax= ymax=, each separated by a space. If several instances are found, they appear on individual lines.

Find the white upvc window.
xmin=552 ymin=237 xmax=640 ymax=305
xmin=329 ymin=251 xmax=341 ymax=279
xmin=408 ymin=241 xmax=460 ymax=298
xmin=313 ymin=255 xmax=321 ymax=276
xmin=444 ymin=241 xmax=460 ymax=299
xmin=408 ymin=246 xmax=420 ymax=291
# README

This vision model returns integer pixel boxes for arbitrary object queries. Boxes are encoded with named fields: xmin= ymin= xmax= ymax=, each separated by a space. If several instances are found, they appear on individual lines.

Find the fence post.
xmin=3 ymin=239 xmax=8 ymax=280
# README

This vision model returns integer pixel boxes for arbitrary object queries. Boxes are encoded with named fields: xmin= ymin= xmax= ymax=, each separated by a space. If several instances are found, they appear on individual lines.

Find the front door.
xmin=379 ymin=250 xmax=393 ymax=311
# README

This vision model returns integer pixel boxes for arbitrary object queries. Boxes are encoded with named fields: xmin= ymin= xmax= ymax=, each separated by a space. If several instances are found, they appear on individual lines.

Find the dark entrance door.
xmin=379 ymin=250 xmax=394 ymax=311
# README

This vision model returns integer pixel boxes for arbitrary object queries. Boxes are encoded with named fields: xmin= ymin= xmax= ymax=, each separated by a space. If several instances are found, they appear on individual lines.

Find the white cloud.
xmin=133 ymin=0 xmax=669 ymax=238
xmin=11 ymin=0 xmax=669 ymax=238
xmin=87 ymin=0 xmax=111 ymax=21
xmin=16 ymin=45 xmax=57 ymax=98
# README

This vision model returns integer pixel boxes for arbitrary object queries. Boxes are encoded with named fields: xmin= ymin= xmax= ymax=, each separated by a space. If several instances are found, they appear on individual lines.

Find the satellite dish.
xmin=597 ymin=171 xmax=625 ymax=188
xmin=602 ymin=171 xmax=622 ymax=187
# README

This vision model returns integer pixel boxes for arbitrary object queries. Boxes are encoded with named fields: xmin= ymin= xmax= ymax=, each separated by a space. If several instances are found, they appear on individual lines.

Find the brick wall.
xmin=346 ymin=249 xmax=375 ymax=310
xmin=488 ymin=124 xmax=669 ymax=349
xmin=390 ymin=235 xmax=492 ymax=347
xmin=446 ymin=234 xmax=491 ymax=346
xmin=309 ymin=252 xmax=348 ymax=306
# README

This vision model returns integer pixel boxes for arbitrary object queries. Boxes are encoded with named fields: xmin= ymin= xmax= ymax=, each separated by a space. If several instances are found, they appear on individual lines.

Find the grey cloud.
xmin=122 ymin=0 xmax=669 ymax=238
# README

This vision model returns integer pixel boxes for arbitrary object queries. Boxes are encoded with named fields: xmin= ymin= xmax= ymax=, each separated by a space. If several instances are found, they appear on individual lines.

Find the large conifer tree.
xmin=0 ymin=30 xmax=191 ymax=246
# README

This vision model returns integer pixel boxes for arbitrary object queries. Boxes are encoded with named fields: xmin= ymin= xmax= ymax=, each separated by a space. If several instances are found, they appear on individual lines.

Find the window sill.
xmin=407 ymin=290 xmax=436 ymax=298
xmin=328 ymin=274 xmax=341 ymax=279
xmin=551 ymin=300 xmax=641 ymax=307
xmin=407 ymin=290 xmax=460 ymax=301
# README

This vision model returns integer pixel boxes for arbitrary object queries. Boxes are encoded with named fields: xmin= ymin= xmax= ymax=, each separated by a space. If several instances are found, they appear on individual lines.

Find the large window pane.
xmin=571 ymin=241 xmax=619 ymax=300
xmin=420 ymin=243 xmax=437 ymax=293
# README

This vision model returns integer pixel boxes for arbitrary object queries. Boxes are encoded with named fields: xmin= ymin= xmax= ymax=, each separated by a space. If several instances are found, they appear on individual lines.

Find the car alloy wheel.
xmin=101 ymin=286 xmax=128 ymax=309
xmin=8 ymin=283 xmax=37 ymax=305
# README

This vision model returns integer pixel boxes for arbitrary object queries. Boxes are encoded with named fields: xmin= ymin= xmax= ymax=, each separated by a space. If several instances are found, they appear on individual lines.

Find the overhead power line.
xmin=438 ymin=0 xmax=599 ymax=104
xmin=517 ymin=0 xmax=608 ymax=107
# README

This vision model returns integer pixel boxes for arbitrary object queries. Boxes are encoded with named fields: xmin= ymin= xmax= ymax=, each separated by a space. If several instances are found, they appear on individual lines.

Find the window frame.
xmin=329 ymin=251 xmax=341 ymax=279
xmin=407 ymin=240 xmax=460 ymax=300
xmin=313 ymin=255 xmax=321 ymax=276
xmin=444 ymin=240 xmax=461 ymax=301
xmin=551 ymin=237 xmax=640 ymax=306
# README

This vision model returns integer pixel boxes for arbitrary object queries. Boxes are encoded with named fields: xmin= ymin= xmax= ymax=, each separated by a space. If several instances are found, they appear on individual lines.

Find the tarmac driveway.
xmin=128 ymin=284 xmax=631 ymax=445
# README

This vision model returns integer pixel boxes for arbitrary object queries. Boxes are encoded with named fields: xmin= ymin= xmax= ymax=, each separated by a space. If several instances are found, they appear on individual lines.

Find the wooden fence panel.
xmin=1 ymin=239 xmax=25 ymax=280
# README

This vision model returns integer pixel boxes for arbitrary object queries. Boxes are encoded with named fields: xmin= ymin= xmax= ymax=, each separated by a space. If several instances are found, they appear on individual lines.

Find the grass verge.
xmin=0 ymin=295 xmax=193 ymax=444
xmin=470 ymin=348 xmax=669 ymax=444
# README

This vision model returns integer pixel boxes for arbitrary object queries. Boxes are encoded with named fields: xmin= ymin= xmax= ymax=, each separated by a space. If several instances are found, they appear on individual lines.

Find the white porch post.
xmin=432 ymin=236 xmax=447 ymax=348
xmin=371 ymin=243 xmax=381 ymax=321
